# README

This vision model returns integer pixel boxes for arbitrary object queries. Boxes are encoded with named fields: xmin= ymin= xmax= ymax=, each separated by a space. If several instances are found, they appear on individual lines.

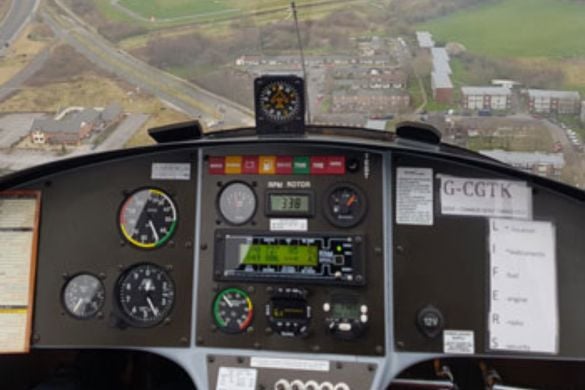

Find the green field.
xmin=421 ymin=0 xmax=585 ymax=58
xmin=119 ymin=0 xmax=230 ymax=19
xmin=118 ymin=0 xmax=322 ymax=20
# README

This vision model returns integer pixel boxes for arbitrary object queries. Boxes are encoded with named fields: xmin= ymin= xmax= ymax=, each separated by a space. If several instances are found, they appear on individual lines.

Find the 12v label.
xmin=439 ymin=176 xmax=532 ymax=220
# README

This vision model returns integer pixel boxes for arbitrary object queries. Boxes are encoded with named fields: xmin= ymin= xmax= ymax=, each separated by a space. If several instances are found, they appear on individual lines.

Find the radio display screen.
xmin=239 ymin=244 xmax=318 ymax=267
xmin=269 ymin=194 xmax=310 ymax=213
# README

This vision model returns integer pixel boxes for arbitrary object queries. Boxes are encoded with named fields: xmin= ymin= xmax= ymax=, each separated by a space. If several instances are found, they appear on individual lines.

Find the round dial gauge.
xmin=258 ymin=81 xmax=301 ymax=122
xmin=324 ymin=184 xmax=367 ymax=228
xmin=213 ymin=288 xmax=253 ymax=334
xmin=119 ymin=188 xmax=177 ymax=249
xmin=117 ymin=264 xmax=175 ymax=327
xmin=218 ymin=182 xmax=256 ymax=225
xmin=62 ymin=274 xmax=105 ymax=319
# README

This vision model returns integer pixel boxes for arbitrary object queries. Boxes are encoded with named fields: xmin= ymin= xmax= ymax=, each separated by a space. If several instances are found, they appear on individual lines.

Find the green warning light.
xmin=336 ymin=245 xmax=343 ymax=252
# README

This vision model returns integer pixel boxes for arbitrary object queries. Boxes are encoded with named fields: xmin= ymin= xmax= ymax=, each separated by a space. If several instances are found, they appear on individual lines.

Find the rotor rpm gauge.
xmin=218 ymin=182 xmax=256 ymax=225
xmin=212 ymin=288 xmax=254 ymax=334
xmin=62 ymin=274 xmax=105 ymax=319
xmin=117 ymin=264 xmax=175 ymax=327
xmin=258 ymin=80 xmax=302 ymax=122
xmin=119 ymin=188 xmax=177 ymax=249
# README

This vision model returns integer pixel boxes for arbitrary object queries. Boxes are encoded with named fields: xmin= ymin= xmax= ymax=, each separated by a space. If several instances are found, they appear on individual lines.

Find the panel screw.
xmin=237 ymin=356 xmax=244 ymax=364
xmin=312 ymin=345 xmax=320 ymax=352
xmin=265 ymin=327 xmax=272 ymax=334
xmin=165 ymin=265 xmax=173 ymax=272
xmin=374 ymin=246 xmax=382 ymax=254
xmin=217 ymin=181 xmax=223 ymax=187
xmin=396 ymin=341 xmax=405 ymax=348
xmin=211 ymin=325 xmax=217 ymax=332
xmin=201 ymin=243 xmax=208 ymax=250
xmin=375 ymin=345 xmax=384 ymax=354
xmin=396 ymin=245 xmax=404 ymax=254
xmin=196 ymin=336 xmax=204 ymax=345
xmin=163 ymin=317 xmax=171 ymax=325
xmin=247 ymin=286 xmax=255 ymax=293
xmin=180 ymin=336 xmax=189 ymax=345
xmin=32 ymin=334 xmax=40 ymax=343
xmin=184 ymin=241 xmax=192 ymax=248
xmin=168 ymin=240 xmax=176 ymax=248
xmin=368 ymin=364 xmax=376 ymax=372
xmin=247 ymin=326 xmax=254 ymax=334
xmin=120 ymin=240 xmax=126 ymax=247
xmin=254 ymin=342 xmax=261 ymax=349
xmin=118 ymin=264 xmax=125 ymax=271
xmin=355 ymin=236 xmax=362 ymax=243
xmin=336 ymin=362 xmax=343 ymax=369
xmin=355 ymin=275 xmax=363 ymax=282
xmin=98 ymin=273 xmax=106 ymax=280
xmin=208 ymin=355 xmax=215 ymax=363
xmin=62 ymin=273 xmax=69 ymax=279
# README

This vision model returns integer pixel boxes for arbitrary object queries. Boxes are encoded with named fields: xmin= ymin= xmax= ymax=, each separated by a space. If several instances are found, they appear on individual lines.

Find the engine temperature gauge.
xmin=212 ymin=288 xmax=253 ymax=334
xmin=324 ymin=184 xmax=367 ymax=228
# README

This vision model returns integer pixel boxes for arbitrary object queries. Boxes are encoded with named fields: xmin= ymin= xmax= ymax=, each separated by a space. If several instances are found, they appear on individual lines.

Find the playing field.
xmin=421 ymin=0 xmax=585 ymax=58
xmin=118 ymin=0 xmax=319 ymax=20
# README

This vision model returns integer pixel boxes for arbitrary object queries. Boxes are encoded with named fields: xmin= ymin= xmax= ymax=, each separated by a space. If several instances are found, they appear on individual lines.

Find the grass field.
xmin=117 ymin=0 xmax=325 ymax=20
xmin=119 ymin=0 xmax=230 ymax=19
xmin=421 ymin=0 xmax=585 ymax=58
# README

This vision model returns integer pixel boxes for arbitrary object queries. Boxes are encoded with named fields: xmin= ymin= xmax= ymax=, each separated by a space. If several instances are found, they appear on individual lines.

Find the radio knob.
xmin=323 ymin=303 xmax=331 ymax=312
xmin=334 ymin=271 xmax=342 ymax=279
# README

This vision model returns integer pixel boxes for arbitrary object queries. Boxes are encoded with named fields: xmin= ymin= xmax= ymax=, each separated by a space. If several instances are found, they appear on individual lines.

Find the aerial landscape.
xmin=0 ymin=0 xmax=583 ymax=187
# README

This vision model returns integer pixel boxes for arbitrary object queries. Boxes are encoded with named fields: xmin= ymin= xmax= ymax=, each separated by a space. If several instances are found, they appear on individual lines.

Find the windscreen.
xmin=0 ymin=0 xmax=583 ymax=188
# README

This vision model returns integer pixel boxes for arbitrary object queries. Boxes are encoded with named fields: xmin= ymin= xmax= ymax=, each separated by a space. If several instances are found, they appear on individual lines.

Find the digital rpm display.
xmin=119 ymin=188 xmax=177 ymax=249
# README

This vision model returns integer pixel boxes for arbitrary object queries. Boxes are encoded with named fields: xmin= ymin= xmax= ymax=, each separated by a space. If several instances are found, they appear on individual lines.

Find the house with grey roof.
xmin=461 ymin=86 xmax=512 ymax=111
xmin=30 ymin=103 xmax=124 ymax=145
xmin=526 ymin=89 xmax=581 ymax=114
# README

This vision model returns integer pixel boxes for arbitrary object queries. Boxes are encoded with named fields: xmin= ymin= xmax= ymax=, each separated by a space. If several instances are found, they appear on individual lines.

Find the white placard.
xmin=250 ymin=357 xmax=330 ymax=372
xmin=440 ymin=176 xmax=532 ymax=219
xmin=488 ymin=218 xmax=558 ymax=354
xmin=396 ymin=167 xmax=434 ymax=226
xmin=216 ymin=367 xmax=257 ymax=390
xmin=443 ymin=330 xmax=475 ymax=354
xmin=151 ymin=163 xmax=191 ymax=180
xmin=269 ymin=218 xmax=308 ymax=232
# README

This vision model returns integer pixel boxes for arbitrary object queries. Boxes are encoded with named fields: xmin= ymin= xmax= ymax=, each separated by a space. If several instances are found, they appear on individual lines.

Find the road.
xmin=0 ymin=0 xmax=40 ymax=57
xmin=43 ymin=0 xmax=254 ymax=129
xmin=0 ymin=46 xmax=51 ymax=101
xmin=542 ymin=118 xmax=585 ymax=187
xmin=95 ymin=113 xmax=149 ymax=152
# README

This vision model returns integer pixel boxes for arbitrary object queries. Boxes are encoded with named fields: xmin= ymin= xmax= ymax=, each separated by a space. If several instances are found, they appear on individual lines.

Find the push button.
xmin=242 ymin=155 xmax=259 ymax=174
xmin=276 ymin=156 xmax=294 ymax=174
xmin=208 ymin=156 xmax=225 ymax=174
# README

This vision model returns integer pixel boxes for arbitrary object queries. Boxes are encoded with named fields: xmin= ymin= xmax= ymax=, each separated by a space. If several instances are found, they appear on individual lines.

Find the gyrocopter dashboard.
xmin=0 ymin=76 xmax=584 ymax=390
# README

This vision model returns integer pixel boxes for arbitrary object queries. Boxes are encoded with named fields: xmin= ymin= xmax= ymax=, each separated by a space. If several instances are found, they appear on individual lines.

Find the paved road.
xmin=95 ymin=113 xmax=149 ymax=151
xmin=0 ymin=113 xmax=45 ymax=148
xmin=0 ymin=46 xmax=51 ymax=101
xmin=44 ymin=0 xmax=254 ymax=130
xmin=0 ymin=0 xmax=40 ymax=57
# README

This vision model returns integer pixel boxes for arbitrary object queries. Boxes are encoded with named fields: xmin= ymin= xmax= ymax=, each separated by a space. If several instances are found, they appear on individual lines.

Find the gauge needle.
xmin=73 ymin=298 xmax=83 ymax=313
xmin=148 ymin=220 xmax=159 ymax=242
xmin=222 ymin=295 xmax=233 ymax=308
xmin=346 ymin=194 xmax=357 ymax=206
xmin=146 ymin=297 xmax=158 ymax=316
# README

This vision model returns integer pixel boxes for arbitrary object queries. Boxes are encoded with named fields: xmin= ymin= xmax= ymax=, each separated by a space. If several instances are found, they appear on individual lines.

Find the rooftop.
xmin=432 ymin=71 xmax=453 ymax=89
xmin=416 ymin=31 xmax=435 ymax=48
xmin=527 ymin=89 xmax=581 ymax=99
xmin=462 ymin=86 xmax=512 ymax=96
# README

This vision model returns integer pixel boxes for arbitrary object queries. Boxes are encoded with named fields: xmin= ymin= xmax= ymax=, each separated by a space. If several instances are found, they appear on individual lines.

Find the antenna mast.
xmin=291 ymin=2 xmax=311 ymax=124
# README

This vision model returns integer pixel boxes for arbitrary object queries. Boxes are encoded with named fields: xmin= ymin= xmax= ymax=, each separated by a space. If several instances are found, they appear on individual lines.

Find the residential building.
xmin=581 ymin=101 xmax=585 ymax=123
xmin=431 ymin=71 xmax=453 ymax=104
xmin=480 ymin=150 xmax=565 ymax=177
xmin=527 ymin=89 xmax=581 ymax=114
xmin=430 ymin=47 xmax=453 ymax=104
xmin=30 ymin=104 xmax=124 ymax=145
xmin=461 ymin=87 xmax=512 ymax=110
xmin=332 ymin=89 xmax=410 ymax=114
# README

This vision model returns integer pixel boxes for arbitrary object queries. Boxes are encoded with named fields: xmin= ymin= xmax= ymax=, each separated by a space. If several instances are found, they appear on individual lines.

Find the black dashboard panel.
xmin=25 ymin=150 xmax=197 ymax=347
xmin=392 ymin=151 xmax=585 ymax=358
xmin=195 ymin=144 xmax=386 ymax=356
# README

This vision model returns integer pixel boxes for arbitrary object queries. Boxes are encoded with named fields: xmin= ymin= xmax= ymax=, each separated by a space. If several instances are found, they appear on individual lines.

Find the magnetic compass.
xmin=254 ymin=75 xmax=305 ymax=134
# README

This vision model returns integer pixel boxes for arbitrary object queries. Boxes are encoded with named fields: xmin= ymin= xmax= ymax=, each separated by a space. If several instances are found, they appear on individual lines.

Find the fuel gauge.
xmin=324 ymin=184 xmax=367 ymax=228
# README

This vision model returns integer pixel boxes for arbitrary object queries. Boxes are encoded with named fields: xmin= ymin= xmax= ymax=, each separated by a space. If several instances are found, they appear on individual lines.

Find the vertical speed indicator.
xmin=119 ymin=188 xmax=177 ymax=249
